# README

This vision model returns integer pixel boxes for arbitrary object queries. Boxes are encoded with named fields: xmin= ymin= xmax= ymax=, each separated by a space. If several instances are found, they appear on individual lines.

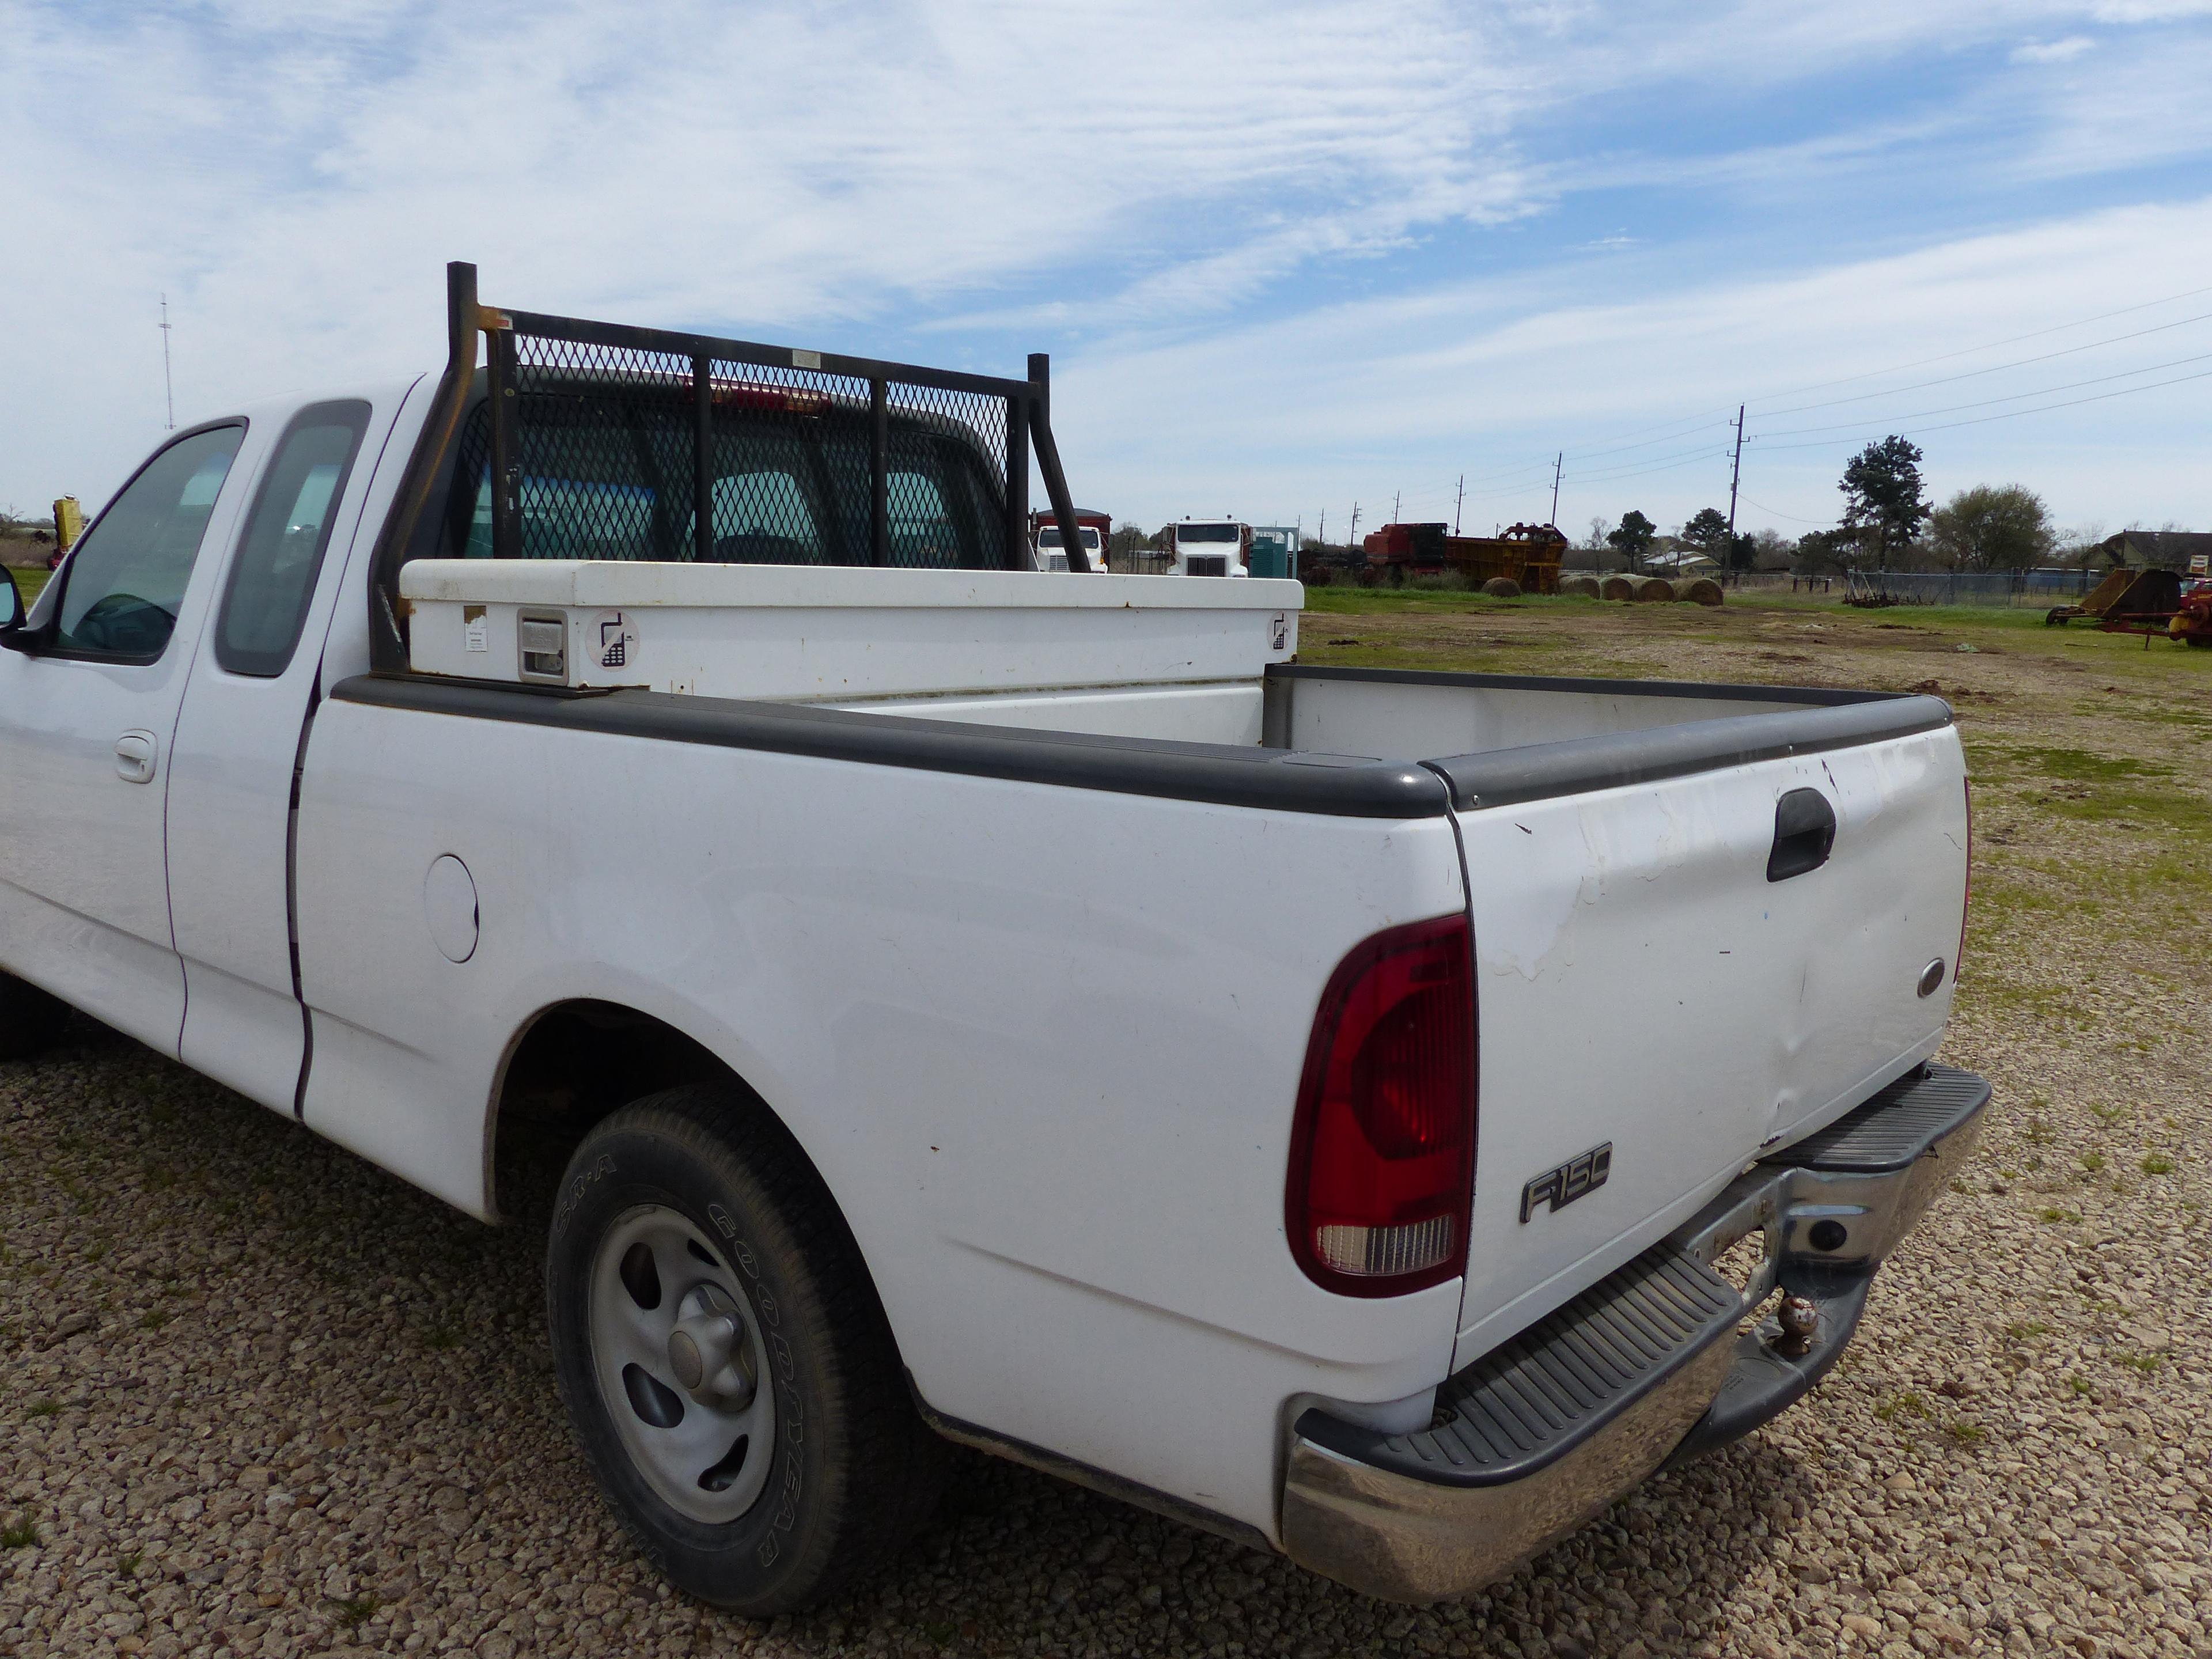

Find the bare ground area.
xmin=3 ymin=594 xmax=2208 ymax=1658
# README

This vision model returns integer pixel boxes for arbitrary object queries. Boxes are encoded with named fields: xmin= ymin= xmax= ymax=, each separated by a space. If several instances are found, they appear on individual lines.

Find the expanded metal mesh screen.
xmin=461 ymin=325 xmax=1024 ymax=569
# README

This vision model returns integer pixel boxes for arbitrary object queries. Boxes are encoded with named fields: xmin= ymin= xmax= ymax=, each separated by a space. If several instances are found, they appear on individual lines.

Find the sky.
xmin=4 ymin=0 xmax=2210 ymax=543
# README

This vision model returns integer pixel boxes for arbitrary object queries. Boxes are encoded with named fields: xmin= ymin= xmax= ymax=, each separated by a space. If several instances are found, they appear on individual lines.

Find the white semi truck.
xmin=0 ymin=266 xmax=1982 ymax=1615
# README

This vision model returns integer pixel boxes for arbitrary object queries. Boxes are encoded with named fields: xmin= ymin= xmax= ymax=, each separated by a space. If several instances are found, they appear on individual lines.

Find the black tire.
xmin=545 ymin=1083 xmax=946 ymax=1613
xmin=0 ymin=971 xmax=68 ymax=1061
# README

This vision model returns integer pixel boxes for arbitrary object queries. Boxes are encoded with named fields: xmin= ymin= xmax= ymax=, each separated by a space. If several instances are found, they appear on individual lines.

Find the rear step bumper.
xmin=1279 ymin=1063 xmax=1989 ymax=1604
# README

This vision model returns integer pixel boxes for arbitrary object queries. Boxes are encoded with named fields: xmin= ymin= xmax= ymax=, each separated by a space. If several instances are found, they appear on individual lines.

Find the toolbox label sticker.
xmin=594 ymin=611 xmax=637 ymax=673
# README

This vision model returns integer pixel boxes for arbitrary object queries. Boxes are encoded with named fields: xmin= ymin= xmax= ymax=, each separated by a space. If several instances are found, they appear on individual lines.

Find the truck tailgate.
xmin=1448 ymin=722 xmax=1968 ymax=1364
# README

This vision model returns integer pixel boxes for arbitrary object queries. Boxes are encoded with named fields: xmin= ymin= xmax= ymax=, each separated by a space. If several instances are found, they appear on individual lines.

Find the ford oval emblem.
xmin=1916 ymin=958 xmax=1946 ymax=998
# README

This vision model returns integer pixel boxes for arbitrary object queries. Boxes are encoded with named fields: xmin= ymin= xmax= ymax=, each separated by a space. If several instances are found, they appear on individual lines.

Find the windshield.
xmin=1178 ymin=524 xmax=1239 ymax=544
xmin=1038 ymin=526 xmax=1100 ymax=549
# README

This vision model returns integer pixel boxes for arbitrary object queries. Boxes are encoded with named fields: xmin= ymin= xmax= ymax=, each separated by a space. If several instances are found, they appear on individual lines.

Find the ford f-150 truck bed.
xmin=0 ymin=264 xmax=1982 ymax=1613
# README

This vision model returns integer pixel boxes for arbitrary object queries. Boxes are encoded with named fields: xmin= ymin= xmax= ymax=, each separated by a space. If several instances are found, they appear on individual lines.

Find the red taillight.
xmin=1956 ymin=777 xmax=1973 ymax=983
xmin=1287 ymin=915 xmax=1476 ymax=1297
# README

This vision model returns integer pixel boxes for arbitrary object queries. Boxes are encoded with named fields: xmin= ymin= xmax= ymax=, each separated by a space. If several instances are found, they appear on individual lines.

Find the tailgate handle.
xmin=1767 ymin=788 xmax=1836 ymax=882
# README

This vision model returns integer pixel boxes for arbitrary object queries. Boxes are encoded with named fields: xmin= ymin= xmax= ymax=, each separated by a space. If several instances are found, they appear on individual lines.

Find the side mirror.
xmin=0 ymin=563 xmax=44 ymax=653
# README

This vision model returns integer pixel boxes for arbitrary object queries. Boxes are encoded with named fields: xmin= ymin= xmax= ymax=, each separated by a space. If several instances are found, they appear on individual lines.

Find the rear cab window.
xmin=216 ymin=401 xmax=371 ymax=676
xmin=438 ymin=381 xmax=1003 ymax=569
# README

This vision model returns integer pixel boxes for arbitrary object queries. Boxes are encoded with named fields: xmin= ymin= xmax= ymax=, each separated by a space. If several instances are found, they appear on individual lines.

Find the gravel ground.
xmin=3 ymin=597 xmax=2207 ymax=1658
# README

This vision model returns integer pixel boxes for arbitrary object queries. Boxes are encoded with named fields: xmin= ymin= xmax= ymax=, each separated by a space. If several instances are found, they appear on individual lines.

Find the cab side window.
xmin=55 ymin=426 xmax=246 ymax=661
xmin=215 ymin=402 xmax=370 ymax=676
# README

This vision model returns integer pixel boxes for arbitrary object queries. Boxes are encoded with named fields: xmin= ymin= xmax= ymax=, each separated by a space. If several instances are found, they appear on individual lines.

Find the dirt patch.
xmin=2 ymin=592 xmax=2207 ymax=1658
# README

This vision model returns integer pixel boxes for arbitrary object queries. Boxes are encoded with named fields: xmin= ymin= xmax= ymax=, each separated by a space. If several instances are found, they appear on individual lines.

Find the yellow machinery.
xmin=52 ymin=497 xmax=83 ymax=554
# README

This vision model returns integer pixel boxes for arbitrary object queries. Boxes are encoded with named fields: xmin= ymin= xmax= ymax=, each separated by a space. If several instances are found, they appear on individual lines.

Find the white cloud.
xmin=2012 ymin=34 xmax=2097 ymax=59
xmin=1050 ymin=197 xmax=2212 ymax=533
xmin=0 ymin=0 xmax=1550 ymax=505
xmin=1 ymin=0 xmax=2209 ymax=533
xmin=2090 ymin=0 xmax=2212 ymax=19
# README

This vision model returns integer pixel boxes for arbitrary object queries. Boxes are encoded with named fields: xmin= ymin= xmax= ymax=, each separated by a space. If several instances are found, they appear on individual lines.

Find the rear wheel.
xmin=0 ymin=971 xmax=68 ymax=1061
xmin=545 ymin=1084 xmax=945 ymax=1613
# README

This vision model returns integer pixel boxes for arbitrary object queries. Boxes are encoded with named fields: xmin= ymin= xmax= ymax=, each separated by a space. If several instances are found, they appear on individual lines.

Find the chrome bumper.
xmin=1280 ymin=1064 xmax=1988 ymax=1604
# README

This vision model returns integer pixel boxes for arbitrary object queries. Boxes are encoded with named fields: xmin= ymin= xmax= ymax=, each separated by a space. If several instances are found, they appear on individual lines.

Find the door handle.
xmin=1767 ymin=787 xmax=1836 ymax=881
xmin=114 ymin=731 xmax=157 ymax=785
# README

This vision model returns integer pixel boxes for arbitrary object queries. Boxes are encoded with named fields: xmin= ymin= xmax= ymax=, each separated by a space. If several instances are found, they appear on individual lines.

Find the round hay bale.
xmin=1599 ymin=574 xmax=1638 ymax=602
xmin=1672 ymin=575 xmax=1724 ymax=606
xmin=1632 ymin=575 xmax=1675 ymax=603
xmin=1558 ymin=574 xmax=1602 ymax=599
xmin=1480 ymin=577 xmax=1522 ymax=599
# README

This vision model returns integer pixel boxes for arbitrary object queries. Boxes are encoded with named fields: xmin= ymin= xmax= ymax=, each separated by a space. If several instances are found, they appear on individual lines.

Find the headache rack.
xmin=369 ymin=261 xmax=1095 ymax=671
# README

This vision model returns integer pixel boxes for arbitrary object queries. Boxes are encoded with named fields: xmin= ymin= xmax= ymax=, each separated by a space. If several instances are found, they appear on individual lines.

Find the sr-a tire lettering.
xmin=555 ymin=1154 xmax=616 ymax=1233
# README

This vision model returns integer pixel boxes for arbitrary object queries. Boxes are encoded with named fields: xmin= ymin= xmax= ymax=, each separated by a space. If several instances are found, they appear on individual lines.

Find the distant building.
xmin=2095 ymin=530 xmax=2212 ymax=573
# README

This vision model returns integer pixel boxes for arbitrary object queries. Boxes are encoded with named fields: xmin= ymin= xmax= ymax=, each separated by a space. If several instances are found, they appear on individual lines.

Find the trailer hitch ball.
xmin=1776 ymin=1296 xmax=1820 ymax=1358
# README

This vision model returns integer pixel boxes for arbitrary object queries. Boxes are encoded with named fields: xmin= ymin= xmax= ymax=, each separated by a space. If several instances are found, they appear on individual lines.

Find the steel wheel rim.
xmin=588 ymin=1204 xmax=776 ymax=1522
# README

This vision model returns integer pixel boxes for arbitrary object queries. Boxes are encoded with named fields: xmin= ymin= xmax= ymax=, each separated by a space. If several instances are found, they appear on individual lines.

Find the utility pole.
xmin=1723 ymin=403 xmax=1745 ymax=579
xmin=1349 ymin=502 xmax=1361 ymax=545
xmin=1317 ymin=509 xmax=1325 ymax=544
xmin=1725 ymin=404 xmax=1744 ymax=537
xmin=1548 ymin=452 xmax=1562 ymax=528
xmin=1392 ymin=490 xmax=1400 ymax=524
xmin=1454 ymin=474 xmax=1464 ymax=535
xmin=160 ymin=294 xmax=175 ymax=431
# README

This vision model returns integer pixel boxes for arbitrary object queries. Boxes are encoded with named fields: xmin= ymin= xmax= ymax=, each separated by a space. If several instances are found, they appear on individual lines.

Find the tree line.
xmin=1592 ymin=436 xmax=2094 ymax=575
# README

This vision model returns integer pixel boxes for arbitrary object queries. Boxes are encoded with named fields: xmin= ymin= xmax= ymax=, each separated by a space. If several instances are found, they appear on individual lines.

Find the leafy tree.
xmin=1839 ymin=437 xmax=1929 ymax=566
xmin=1740 ymin=528 xmax=1790 ymax=571
xmin=1680 ymin=507 xmax=1731 ymax=554
xmin=1795 ymin=526 xmax=1853 ymax=573
xmin=1605 ymin=509 xmax=1657 ymax=571
xmin=1109 ymin=523 xmax=1149 ymax=561
xmin=1930 ymin=486 xmax=2052 ymax=571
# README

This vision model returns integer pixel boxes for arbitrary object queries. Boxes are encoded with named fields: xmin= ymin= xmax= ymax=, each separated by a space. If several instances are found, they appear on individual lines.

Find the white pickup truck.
xmin=0 ymin=267 xmax=1984 ymax=1614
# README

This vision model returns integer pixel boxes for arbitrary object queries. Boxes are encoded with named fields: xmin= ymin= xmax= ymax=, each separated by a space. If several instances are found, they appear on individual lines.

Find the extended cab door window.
xmin=215 ymin=402 xmax=370 ymax=676
xmin=52 ymin=426 xmax=246 ymax=661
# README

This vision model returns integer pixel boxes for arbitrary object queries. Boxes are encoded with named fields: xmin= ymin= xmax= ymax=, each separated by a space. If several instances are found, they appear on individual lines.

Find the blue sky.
xmin=5 ymin=0 xmax=2210 ymax=542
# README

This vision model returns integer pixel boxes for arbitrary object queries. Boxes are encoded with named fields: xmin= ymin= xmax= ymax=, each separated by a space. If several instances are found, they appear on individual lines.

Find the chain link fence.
xmin=1843 ymin=569 xmax=2100 ymax=608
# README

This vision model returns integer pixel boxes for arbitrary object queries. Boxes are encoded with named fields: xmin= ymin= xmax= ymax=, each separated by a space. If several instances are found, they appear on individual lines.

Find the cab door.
xmin=0 ymin=423 xmax=252 ymax=1054
xmin=166 ymin=395 xmax=397 ymax=1113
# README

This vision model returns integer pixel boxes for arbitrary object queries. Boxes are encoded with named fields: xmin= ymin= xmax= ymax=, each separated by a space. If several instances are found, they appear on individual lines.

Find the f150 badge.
xmin=1520 ymin=1142 xmax=1613 ymax=1222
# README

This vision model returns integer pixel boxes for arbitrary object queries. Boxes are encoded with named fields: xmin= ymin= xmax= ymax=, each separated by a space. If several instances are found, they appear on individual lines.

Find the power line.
xmin=1562 ymin=419 xmax=1734 ymax=463
xmin=1565 ymin=440 xmax=1736 ymax=482
xmin=1565 ymin=448 xmax=1735 ymax=486
xmin=1555 ymin=404 xmax=1741 ymax=454
xmin=1751 ymin=364 xmax=2212 ymax=451
xmin=1455 ymin=457 xmax=1559 ymax=487
xmin=1566 ymin=418 xmax=1734 ymax=464
xmin=1737 ymin=494 xmax=1831 ymax=524
xmin=1750 ymin=349 xmax=2212 ymax=440
xmin=1333 ymin=278 xmax=2212 ymax=531
xmin=1751 ymin=308 xmax=2212 ymax=418
xmin=1743 ymin=280 xmax=2212 ymax=405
